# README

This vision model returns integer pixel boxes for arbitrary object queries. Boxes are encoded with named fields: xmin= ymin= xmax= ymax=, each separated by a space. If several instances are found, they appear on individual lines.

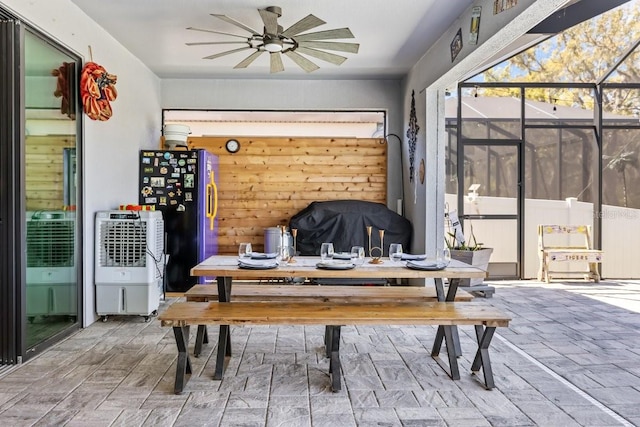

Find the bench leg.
xmin=450 ymin=326 xmax=462 ymax=357
xmin=471 ymin=325 xmax=497 ymax=389
xmin=172 ymin=326 xmax=192 ymax=394
xmin=431 ymin=325 xmax=460 ymax=380
xmin=328 ymin=325 xmax=342 ymax=392
xmin=543 ymin=256 xmax=551 ymax=283
xmin=324 ymin=325 xmax=332 ymax=358
xmin=214 ymin=325 xmax=231 ymax=380
xmin=589 ymin=263 xmax=600 ymax=282
xmin=537 ymin=253 xmax=545 ymax=282
xmin=194 ymin=325 xmax=208 ymax=357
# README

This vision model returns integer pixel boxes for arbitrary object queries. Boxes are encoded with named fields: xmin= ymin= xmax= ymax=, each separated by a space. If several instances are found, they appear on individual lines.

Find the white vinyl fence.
xmin=444 ymin=194 xmax=639 ymax=279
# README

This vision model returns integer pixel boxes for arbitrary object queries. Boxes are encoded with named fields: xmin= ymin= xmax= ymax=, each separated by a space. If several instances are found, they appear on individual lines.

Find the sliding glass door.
xmin=0 ymin=8 xmax=82 ymax=365
xmin=0 ymin=16 xmax=22 ymax=365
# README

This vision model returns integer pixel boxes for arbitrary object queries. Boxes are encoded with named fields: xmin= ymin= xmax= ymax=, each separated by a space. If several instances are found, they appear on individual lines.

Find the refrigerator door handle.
xmin=206 ymin=181 xmax=218 ymax=230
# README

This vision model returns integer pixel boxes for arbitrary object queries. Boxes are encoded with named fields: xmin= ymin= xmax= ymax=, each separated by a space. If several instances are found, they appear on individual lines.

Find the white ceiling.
xmin=69 ymin=0 xmax=475 ymax=79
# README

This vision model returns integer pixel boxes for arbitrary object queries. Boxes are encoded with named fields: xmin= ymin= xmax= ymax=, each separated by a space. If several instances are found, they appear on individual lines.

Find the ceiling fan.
xmin=186 ymin=6 xmax=359 ymax=73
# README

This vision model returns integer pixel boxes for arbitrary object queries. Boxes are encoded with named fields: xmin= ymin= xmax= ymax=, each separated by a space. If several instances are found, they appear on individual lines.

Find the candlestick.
xmin=367 ymin=226 xmax=384 ymax=263
xmin=289 ymin=228 xmax=298 ymax=263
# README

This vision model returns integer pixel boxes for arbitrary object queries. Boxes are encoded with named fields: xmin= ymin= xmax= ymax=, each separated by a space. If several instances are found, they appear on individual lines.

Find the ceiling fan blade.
xmin=258 ymin=8 xmax=279 ymax=35
xmin=296 ymin=47 xmax=347 ymax=65
xmin=234 ymin=50 xmax=264 ymax=68
xmin=294 ymin=28 xmax=355 ymax=42
xmin=298 ymin=41 xmax=359 ymax=54
xmin=211 ymin=14 xmax=261 ymax=36
xmin=186 ymin=41 xmax=249 ymax=46
xmin=187 ymin=27 xmax=249 ymax=39
xmin=203 ymin=46 xmax=252 ymax=60
xmin=281 ymin=14 xmax=326 ymax=37
xmin=270 ymin=52 xmax=284 ymax=73
xmin=283 ymin=50 xmax=319 ymax=73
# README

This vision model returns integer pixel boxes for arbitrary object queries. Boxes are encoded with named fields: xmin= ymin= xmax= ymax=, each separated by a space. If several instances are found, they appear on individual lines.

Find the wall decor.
xmin=419 ymin=158 xmax=425 ymax=185
xmin=450 ymin=28 xmax=463 ymax=62
xmin=494 ymin=0 xmax=518 ymax=15
xmin=52 ymin=62 xmax=76 ymax=119
xmin=80 ymin=61 xmax=118 ymax=121
xmin=406 ymin=90 xmax=419 ymax=182
xmin=469 ymin=6 xmax=482 ymax=45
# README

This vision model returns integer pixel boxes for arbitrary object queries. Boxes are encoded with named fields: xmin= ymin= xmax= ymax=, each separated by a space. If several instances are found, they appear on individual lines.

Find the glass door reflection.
xmin=24 ymin=30 xmax=80 ymax=349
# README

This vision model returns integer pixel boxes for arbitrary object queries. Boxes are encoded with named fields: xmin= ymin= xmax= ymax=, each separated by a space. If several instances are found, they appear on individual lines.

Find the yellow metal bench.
xmin=537 ymin=224 xmax=603 ymax=283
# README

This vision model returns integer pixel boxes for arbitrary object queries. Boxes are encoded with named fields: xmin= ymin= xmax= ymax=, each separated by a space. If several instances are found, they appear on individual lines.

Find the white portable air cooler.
xmin=94 ymin=210 xmax=164 ymax=321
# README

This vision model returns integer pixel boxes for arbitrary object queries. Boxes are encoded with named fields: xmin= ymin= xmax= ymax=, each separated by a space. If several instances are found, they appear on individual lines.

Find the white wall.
xmin=401 ymin=0 xmax=571 ymax=257
xmin=0 ymin=0 xmax=162 ymax=325
xmin=161 ymin=78 xmax=403 ymax=208
xmin=602 ymin=205 xmax=640 ymax=278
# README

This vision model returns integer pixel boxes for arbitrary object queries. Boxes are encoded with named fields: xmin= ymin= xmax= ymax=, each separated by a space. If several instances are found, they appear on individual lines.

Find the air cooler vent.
xmin=99 ymin=220 xmax=148 ymax=267
xmin=26 ymin=216 xmax=74 ymax=267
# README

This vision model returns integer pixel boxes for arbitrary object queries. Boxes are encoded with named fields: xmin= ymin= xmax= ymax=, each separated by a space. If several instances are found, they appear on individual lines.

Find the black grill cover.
xmin=289 ymin=200 xmax=412 ymax=256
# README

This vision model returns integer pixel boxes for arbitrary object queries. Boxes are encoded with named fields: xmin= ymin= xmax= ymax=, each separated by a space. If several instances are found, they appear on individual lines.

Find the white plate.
xmin=250 ymin=252 xmax=278 ymax=259
xmin=316 ymin=261 xmax=356 ymax=270
xmin=238 ymin=258 xmax=279 ymax=269
xmin=401 ymin=254 xmax=427 ymax=261
xmin=405 ymin=260 xmax=449 ymax=271
xmin=332 ymin=252 xmax=352 ymax=260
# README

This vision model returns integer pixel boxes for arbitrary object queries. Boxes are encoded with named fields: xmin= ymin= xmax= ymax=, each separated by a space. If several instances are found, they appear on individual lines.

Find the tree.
xmin=480 ymin=2 xmax=640 ymax=114
xmin=604 ymin=150 xmax=638 ymax=207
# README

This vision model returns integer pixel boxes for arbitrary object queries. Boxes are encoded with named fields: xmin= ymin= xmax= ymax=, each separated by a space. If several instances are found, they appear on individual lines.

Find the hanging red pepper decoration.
xmin=80 ymin=62 xmax=117 ymax=121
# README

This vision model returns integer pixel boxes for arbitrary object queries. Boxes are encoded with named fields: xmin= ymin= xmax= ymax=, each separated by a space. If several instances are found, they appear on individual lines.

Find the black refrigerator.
xmin=139 ymin=149 xmax=219 ymax=292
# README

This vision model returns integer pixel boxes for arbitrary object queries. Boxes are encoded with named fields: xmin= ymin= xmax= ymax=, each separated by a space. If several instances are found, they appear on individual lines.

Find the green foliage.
xmin=445 ymin=223 xmax=484 ymax=251
xmin=479 ymin=2 xmax=640 ymax=115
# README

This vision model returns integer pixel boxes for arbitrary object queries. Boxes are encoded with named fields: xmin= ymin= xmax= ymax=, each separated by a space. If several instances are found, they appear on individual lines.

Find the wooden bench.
xmin=185 ymin=283 xmax=474 ymax=303
xmin=159 ymin=301 xmax=510 ymax=393
xmin=185 ymin=284 xmax=474 ymax=357
xmin=537 ymin=224 xmax=603 ymax=283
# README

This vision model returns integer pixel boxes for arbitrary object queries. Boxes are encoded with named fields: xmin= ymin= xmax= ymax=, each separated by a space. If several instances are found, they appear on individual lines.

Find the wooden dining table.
xmin=190 ymin=255 xmax=487 ymax=303
xmin=189 ymin=255 xmax=487 ymax=370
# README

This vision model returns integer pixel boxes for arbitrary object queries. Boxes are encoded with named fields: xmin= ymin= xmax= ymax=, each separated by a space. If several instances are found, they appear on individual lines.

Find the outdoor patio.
xmin=0 ymin=279 xmax=638 ymax=427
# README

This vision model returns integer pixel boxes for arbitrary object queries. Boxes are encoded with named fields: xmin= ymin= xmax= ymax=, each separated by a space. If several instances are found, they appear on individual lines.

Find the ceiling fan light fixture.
xmin=263 ymin=35 xmax=283 ymax=52
xmin=190 ymin=6 xmax=358 ymax=73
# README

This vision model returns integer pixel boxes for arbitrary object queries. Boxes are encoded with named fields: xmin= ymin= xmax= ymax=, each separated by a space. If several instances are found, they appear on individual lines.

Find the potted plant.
xmin=445 ymin=222 xmax=493 ymax=287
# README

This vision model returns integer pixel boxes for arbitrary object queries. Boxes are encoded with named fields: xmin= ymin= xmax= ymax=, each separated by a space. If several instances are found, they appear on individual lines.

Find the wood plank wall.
xmin=25 ymin=135 xmax=75 ymax=211
xmin=183 ymin=136 xmax=387 ymax=254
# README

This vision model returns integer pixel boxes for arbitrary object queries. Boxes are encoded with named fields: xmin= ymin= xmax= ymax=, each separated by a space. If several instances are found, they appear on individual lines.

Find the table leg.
xmin=194 ymin=325 xmax=207 ymax=357
xmin=328 ymin=325 xmax=342 ymax=392
xmin=447 ymin=278 xmax=462 ymax=357
xmin=217 ymin=276 xmax=232 ymax=302
xmin=172 ymin=326 xmax=192 ymax=394
xmin=203 ymin=325 xmax=209 ymax=344
xmin=471 ymin=325 xmax=497 ymax=389
xmin=209 ymin=275 xmax=233 ymax=365
xmin=436 ymin=277 xmax=462 ymax=357
xmin=445 ymin=278 xmax=459 ymax=302
xmin=434 ymin=277 xmax=446 ymax=301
